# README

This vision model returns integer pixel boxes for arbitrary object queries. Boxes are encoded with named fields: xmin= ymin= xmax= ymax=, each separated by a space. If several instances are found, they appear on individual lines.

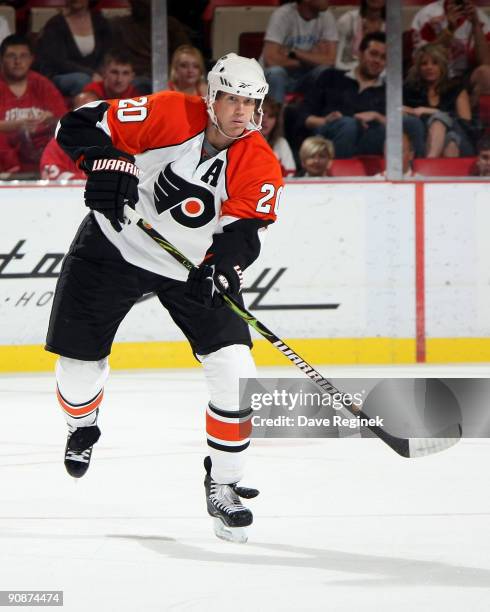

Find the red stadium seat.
xmin=203 ymin=0 xmax=280 ymax=23
xmin=328 ymin=157 xmax=383 ymax=177
xmin=329 ymin=158 xmax=368 ymax=177
xmin=238 ymin=31 xmax=265 ymax=60
xmin=16 ymin=1 xmax=63 ymax=34
xmin=413 ymin=157 xmax=478 ymax=177
xmin=358 ymin=155 xmax=384 ymax=176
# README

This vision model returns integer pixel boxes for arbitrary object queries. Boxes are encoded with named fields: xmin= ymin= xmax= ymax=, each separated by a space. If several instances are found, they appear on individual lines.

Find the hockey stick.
xmin=124 ymin=206 xmax=461 ymax=458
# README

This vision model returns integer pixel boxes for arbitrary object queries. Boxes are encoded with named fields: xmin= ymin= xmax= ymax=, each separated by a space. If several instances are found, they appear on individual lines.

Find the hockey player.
xmin=45 ymin=53 xmax=283 ymax=543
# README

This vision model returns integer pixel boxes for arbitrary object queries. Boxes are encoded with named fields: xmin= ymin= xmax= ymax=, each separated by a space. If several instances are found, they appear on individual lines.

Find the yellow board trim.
xmin=0 ymin=337 xmax=489 ymax=373
xmin=426 ymin=338 xmax=490 ymax=363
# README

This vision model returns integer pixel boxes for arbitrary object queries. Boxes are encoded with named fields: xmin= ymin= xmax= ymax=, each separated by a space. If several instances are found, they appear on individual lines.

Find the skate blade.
xmin=212 ymin=518 xmax=248 ymax=544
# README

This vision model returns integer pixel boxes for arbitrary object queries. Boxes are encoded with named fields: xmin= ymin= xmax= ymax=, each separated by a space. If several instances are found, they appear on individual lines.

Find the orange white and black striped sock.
xmin=206 ymin=402 xmax=253 ymax=484
xmin=200 ymin=344 xmax=257 ymax=483
xmin=56 ymin=385 xmax=103 ymax=428
xmin=206 ymin=402 xmax=253 ymax=454
xmin=55 ymin=356 xmax=109 ymax=428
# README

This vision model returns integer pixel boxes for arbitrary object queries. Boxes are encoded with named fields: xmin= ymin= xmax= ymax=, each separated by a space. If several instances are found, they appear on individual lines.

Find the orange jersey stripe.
xmin=206 ymin=412 xmax=252 ymax=442
xmin=56 ymin=388 xmax=104 ymax=417
xmin=222 ymin=131 xmax=283 ymax=222
xmin=105 ymin=91 xmax=208 ymax=155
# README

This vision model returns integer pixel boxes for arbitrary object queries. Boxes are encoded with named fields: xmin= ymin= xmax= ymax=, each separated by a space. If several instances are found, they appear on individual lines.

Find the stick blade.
xmin=407 ymin=424 xmax=462 ymax=458
xmin=363 ymin=412 xmax=462 ymax=459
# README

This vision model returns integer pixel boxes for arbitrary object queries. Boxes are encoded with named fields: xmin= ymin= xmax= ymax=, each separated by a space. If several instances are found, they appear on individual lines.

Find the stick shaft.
xmin=124 ymin=207 xmax=342 ymax=395
xmin=123 ymin=206 xmax=460 ymax=458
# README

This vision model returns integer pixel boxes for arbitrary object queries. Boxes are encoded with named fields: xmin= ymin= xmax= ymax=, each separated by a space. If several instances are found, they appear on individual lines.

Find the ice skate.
xmin=64 ymin=413 xmax=101 ymax=478
xmin=204 ymin=456 xmax=259 ymax=544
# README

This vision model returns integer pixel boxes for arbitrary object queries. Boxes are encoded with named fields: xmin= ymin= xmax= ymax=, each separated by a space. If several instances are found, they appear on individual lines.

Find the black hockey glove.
xmin=185 ymin=219 xmax=268 ymax=309
xmin=80 ymin=146 xmax=140 ymax=232
xmin=185 ymin=259 xmax=244 ymax=309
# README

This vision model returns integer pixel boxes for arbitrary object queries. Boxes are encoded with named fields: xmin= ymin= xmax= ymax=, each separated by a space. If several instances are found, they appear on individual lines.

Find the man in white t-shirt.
xmin=411 ymin=0 xmax=490 ymax=99
xmin=261 ymin=0 xmax=337 ymax=103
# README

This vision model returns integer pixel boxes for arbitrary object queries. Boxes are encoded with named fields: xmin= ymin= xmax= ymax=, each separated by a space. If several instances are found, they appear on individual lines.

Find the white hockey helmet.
xmin=206 ymin=53 xmax=269 ymax=137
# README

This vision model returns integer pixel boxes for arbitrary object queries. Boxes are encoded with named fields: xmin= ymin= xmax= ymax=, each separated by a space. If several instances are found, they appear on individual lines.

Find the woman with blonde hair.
xmin=260 ymin=95 xmax=296 ymax=176
xmin=403 ymin=43 xmax=475 ymax=158
xmin=297 ymin=136 xmax=335 ymax=177
xmin=168 ymin=45 xmax=207 ymax=96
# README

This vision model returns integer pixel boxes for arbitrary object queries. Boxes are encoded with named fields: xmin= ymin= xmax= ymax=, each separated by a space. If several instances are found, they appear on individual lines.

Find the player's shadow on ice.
xmin=107 ymin=534 xmax=490 ymax=588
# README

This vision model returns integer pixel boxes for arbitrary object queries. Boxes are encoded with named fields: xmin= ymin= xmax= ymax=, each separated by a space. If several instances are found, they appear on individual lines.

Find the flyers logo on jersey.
xmin=153 ymin=163 xmax=215 ymax=228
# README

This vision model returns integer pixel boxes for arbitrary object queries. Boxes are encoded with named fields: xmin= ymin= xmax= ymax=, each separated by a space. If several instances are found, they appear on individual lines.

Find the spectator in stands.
xmin=40 ymin=92 xmax=95 ymax=181
xmin=260 ymin=95 xmax=296 ymax=176
xmin=376 ymin=132 xmax=419 ymax=178
xmin=296 ymin=135 xmax=334 ymax=177
xmin=261 ymin=0 xmax=338 ymax=104
xmin=41 ymin=138 xmax=86 ymax=181
xmin=83 ymin=50 xmax=141 ymax=100
xmin=411 ymin=0 xmax=490 ymax=102
xmin=168 ymin=0 xmax=208 ymax=50
xmin=0 ymin=15 xmax=12 ymax=173
xmin=72 ymin=90 xmax=98 ymax=107
xmin=0 ymin=15 xmax=11 ymax=47
xmin=111 ymin=0 xmax=191 ymax=94
xmin=400 ymin=131 xmax=417 ymax=177
xmin=168 ymin=45 xmax=206 ymax=96
xmin=403 ymin=43 xmax=475 ymax=158
xmin=336 ymin=0 xmax=385 ymax=71
xmin=300 ymin=32 xmax=386 ymax=158
xmin=0 ymin=34 xmax=67 ymax=176
xmin=474 ymin=134 xmax=490 ymax=175
xmin=34 ymin=0 xmax=112 ymax=97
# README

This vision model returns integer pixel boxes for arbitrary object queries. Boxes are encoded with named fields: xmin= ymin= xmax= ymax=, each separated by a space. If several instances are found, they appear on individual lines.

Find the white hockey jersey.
xmin=60 ymin=91 xmax=284 ymax=281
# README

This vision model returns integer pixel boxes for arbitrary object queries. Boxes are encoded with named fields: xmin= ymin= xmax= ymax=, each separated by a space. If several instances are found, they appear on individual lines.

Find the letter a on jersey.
xmin=200 ymin=159 xmax=224 ymax=188
xmin=153 ymin=163 xmax=216 ymax=228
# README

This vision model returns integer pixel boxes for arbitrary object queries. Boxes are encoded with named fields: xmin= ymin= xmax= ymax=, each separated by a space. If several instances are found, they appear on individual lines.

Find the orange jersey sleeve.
xmin=223 ymin=132 xmax=284 ymax=224
xmin=104 ymin=91 xmax=208 ymax=155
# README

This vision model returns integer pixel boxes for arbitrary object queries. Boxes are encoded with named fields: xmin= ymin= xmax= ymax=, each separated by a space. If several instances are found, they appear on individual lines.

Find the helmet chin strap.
xmin=210 ymin=113 xmax=253 ymax=142
xmin=212 ymin=118 xmax=250 ymax=141
xmin=207 ymin=101 xmax=263 ymax=142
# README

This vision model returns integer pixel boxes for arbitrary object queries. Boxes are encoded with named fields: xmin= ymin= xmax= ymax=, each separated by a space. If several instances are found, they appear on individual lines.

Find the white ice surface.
xmin=0 ymin=365 xmax=489 ymax=612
